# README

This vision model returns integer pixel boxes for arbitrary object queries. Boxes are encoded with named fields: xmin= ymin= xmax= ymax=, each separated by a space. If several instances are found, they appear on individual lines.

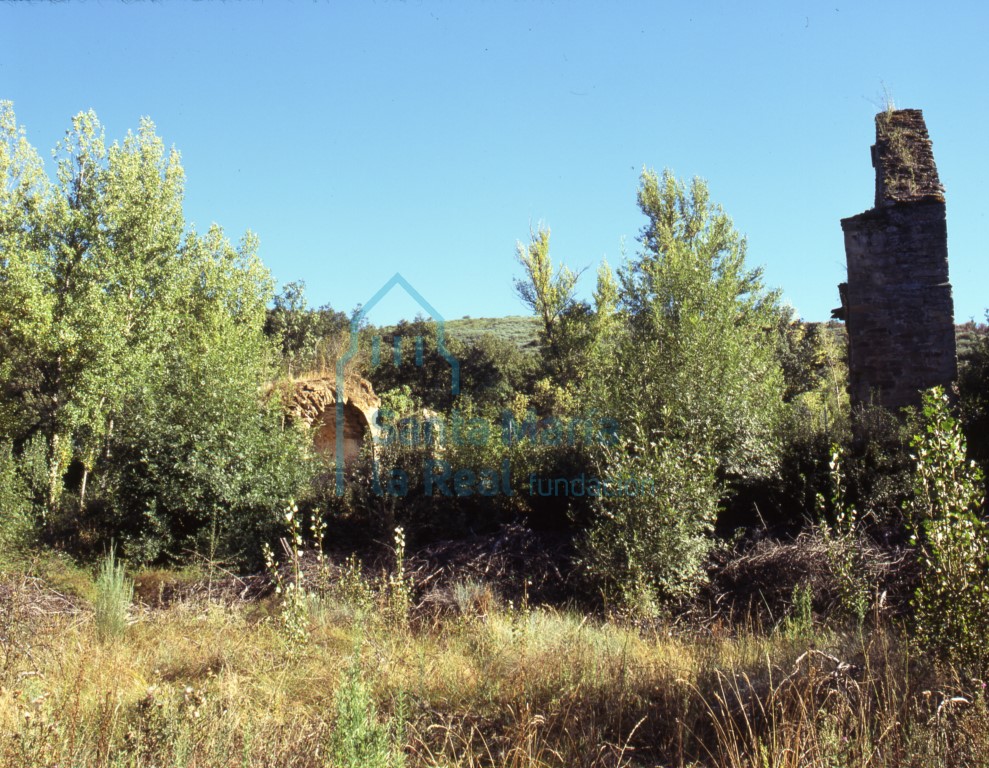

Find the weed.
xmin=783 ymin=581 xmax=815 ymax=640
xmin=329 ymin=649 xmax=407 ymax=768
xmin=262 ymin=506 xmax=311 ymax=648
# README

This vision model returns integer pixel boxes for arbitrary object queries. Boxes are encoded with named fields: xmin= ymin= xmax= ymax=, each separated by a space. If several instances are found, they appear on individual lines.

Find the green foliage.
xmin=264 ymin=280 xmax=348 ymax=376
xmin=104 ymin=228 xmax=315 ymax=565
xmin=512 ymin=227 xmax=593 ymax=386
xmin=0 ymin=105 xmax=187 ymax=512
xmin=603 ymin=169 xmax=786 ymax=481
xmin=959 ymin=313 xmax=989 ymax=473
xmin=93 ymin=546 xmax=133 ymax=643
xmin=909 ymin=388 xmax=989 ymax=670
xmin=512 ymin=227 xmax=581 ymax=356
xmin=329 ymin=653 xmax=406 ymax=768
xmin=783 ymin=581 xmax=815 ymax=640
xmin=582 ymin=435 xmax=719 ymax=611
xmin=370 ymin=318 xmax=537 ymax=413
xmin=841 ymin=403 xmax=917 ymax=533
xmin=578 ymin=171 xmax=785 ymax=610
xmin=778 ymin=320 xmax=849 ymax=419
xmin=0 ymin=441 xmax=35 ymax=556
xmin=364 ymin=318 xmax=462 ymax=412
xmin=378 ymin=385 xmax=417 ymax=422
xmin=955 ymin=319 xmax=988 ymax=365
xmin=458 ymin=333 xmax=539 ymax=409
xmin=817 ymin=448 xmax=872 ymax=627
xmin=0 ymin=103 xmax=313 ymax=564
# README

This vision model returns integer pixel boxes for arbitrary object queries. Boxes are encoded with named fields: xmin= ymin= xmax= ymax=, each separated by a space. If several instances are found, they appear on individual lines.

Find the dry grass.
xmin=1 ymin=558 xmax=987 ymax=767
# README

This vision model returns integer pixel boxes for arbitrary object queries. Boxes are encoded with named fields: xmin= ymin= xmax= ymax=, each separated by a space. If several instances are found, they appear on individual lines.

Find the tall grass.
xmin=2 ymin=561 xmax=988 ymax=767
xmin=93 ymin=546 xmax=133 ymax=642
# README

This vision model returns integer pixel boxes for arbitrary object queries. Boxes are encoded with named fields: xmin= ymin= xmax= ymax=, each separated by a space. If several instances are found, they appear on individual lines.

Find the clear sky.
xmin=1 ymin=1 xmax=986 ymax=326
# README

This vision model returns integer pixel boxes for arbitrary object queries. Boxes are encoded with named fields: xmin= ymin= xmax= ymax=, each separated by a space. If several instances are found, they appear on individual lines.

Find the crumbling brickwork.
xmin=834 ymin=109 xmax=956 ymax=409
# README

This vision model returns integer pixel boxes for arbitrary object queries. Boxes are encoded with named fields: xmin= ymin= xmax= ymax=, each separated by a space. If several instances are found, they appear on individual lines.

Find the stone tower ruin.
xmin=833 ymin=109 xmax=956 ymax=409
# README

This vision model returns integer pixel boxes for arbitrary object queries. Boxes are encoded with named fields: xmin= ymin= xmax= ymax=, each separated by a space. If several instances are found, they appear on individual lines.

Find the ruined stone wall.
xmin=284 ymin=376 xmax=380 ymax=464
xmin=836 ymin=109 xmax=956 ymax=409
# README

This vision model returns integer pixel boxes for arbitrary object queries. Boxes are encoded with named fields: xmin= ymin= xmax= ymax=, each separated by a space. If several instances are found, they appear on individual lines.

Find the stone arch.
xmin=283 ymin=375 xmax=380 ymax=465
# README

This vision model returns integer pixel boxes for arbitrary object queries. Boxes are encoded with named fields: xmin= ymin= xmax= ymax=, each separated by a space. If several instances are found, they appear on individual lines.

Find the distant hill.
xmin=443 ymin=315 xmax=541 ymax=352
xmin=388 ymin=314 xmax=986 ymax=363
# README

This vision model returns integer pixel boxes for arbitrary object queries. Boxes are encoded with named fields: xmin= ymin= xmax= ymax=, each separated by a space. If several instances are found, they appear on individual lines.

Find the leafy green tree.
xmin=364 ymin=317 xmax=464 ymax=412
xmin=0 ymin=103 xmax=50 ymax=444
xmin=513 ymin=227 xmax=581 ymax=355
xmin=581 ymin=170 xmax=786 ymax=609
xmin=607 ymin=169 xmax=786 ymax=480
xmin=106 ymin=227 xmax=314 ymax=564
xmin=458 ymin=333 xmax=538 ymax=411
xmin=0 ymin=105 xmax=186 ymax=513
xmin=0 ymin=103 xmax=313 ymax=563
xmin=513 ymin=227 xmax=593 ymax=393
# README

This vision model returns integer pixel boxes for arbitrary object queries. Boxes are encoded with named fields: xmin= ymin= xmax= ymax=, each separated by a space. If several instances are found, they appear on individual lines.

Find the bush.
xmin=104 ymin=390 xmax=314 ymax=567
xmin=581 ymin=434 xmax=719 ymax=612
xmin=909 ymin=388 xmax=989 ymax=670
xmin=329 ymin=653 xmax=406 ymax=768
xmin=844 ymin=403 xmax=917 ymax=538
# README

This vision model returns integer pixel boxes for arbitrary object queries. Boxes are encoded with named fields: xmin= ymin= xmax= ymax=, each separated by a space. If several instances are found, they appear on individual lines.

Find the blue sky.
xmin=1 ymin=1 xmax=986 ymax=325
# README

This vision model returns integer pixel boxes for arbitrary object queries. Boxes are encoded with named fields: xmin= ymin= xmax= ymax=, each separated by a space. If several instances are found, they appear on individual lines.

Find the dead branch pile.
xmin=699 ymin=529 xmax=918 ymax=625
xmin=404 ymin=524 xmax=575 ymax=609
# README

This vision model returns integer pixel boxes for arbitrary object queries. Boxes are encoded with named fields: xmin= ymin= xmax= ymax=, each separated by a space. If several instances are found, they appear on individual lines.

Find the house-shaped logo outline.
xmin=335 ymin=272 xmax=460 ymax=493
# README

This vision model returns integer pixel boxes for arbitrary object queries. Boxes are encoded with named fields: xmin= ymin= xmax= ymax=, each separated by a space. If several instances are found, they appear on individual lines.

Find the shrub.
xmin=909 ymin=388 xmax=989 ymax=669
xmin=329 ymin=653 xmax=406 ymax=768
xmin=581 ymin=434 xmax=719 ymax=612
xmin=844 ymin=402 xmax=917 ymax=537
xmin=783 ymin=581 xmax=815 ymax=639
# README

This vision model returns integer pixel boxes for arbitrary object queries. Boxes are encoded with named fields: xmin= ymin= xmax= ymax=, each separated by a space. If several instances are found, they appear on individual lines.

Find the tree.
xmin=607 ymin=169 xmax=786 ymax=480
xmin=512 ymin=227 xmax=592 ymax=391
xmin=106 ymin=227 xmax=314 ymax=564
xmin=0 ymin=102 xmax=50 ymax=446
xmin=909 ymin=388 xmax=989 ymax=668
xmin=364 ymin=317 xmax=465 ymax=412
xmin=264 ymin=281 xmax=348 ymax=376
xmin=0 ymin=105 xmax=187 ymax=512
xmin=513 ymin=227 xmax=580 ymax=354
xmin=581 ymin=170 xmax=786 ymax=609
xmin=0 ymin=103 xmax=313 ymax=562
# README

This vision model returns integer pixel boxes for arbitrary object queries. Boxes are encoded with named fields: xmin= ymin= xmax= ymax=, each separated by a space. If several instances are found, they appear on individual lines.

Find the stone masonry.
xmin=833 ymin=109 xmax=956 ymax=409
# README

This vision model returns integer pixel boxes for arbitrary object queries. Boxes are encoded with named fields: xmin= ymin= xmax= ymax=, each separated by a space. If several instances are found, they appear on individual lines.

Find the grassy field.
xmin=2 ymin=550 xmax=987 ymax=768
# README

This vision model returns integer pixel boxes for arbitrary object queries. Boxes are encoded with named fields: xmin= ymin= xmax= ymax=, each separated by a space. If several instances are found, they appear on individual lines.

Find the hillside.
xmin=443 ymin=315 xmax=541 ymax=351
xmin=440 ymin=316 xmax=986 ymax=364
